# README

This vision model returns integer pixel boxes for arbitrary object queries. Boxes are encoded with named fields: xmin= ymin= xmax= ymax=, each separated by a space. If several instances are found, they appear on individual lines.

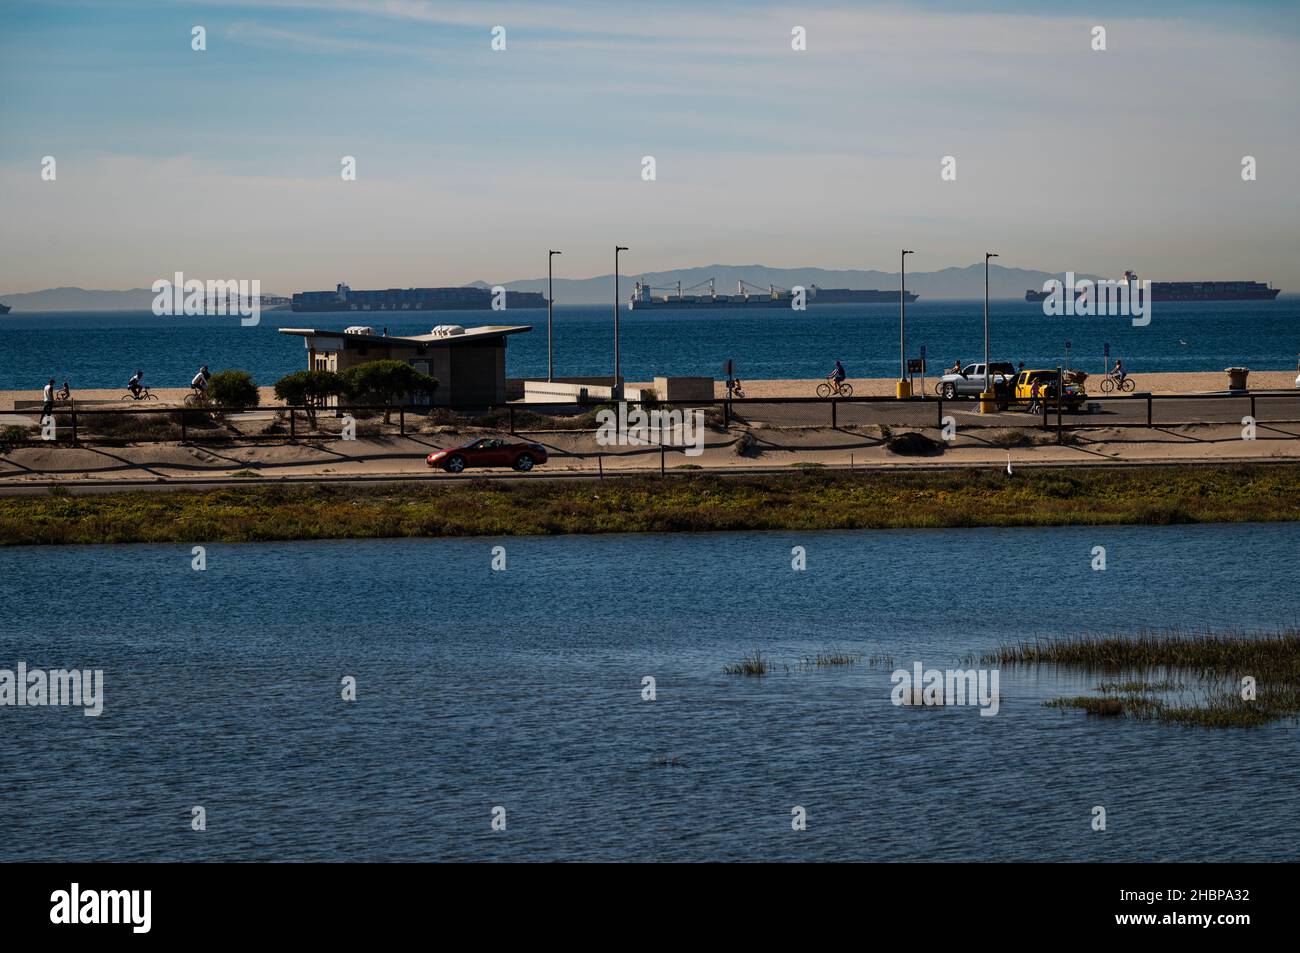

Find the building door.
xmin=411 ymin=360 xmax=432 ymax=407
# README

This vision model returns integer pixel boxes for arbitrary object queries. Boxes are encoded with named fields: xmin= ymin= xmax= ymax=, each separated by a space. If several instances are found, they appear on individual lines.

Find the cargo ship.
xmin=1027 ymin=273 xmax=1280 ymax=303
xmin=628 ymin=279 xmax=916 ymax=309
xmin=291 ymin=283 xmax=546 ymax=313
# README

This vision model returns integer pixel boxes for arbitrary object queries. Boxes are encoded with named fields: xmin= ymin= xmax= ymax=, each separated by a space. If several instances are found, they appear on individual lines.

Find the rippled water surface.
xmin=1 ymin=522 xmax=1298 ymax=861
xmin=3 ymin=298 xmax=1298 ymax=389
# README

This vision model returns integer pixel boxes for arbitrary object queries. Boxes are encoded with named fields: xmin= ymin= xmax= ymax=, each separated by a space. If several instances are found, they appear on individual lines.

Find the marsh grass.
xmin=797 ymin=649 xmax=862 ymax=670
xmin=985 ymin=625 xmax=1300 ymax=673
xmin=1 ymin=465 xmax=1296 ymax=547
xmin=723 ymin=650 xmax=771 ymax=676
xmin=1045 ymin=696 xmax=1127 ymax=717
xmin=991 ymin=626 xmax=1300 ymax=728
xmin=724 ymin=646 xmax=864 ymax=676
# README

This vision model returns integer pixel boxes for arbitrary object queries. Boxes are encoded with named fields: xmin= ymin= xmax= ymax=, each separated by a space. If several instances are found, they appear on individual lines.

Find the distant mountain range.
xmin=471 ymin=263 xmax=1104 ymax=305
xmin=0 ymin=287 xmax=164 ymax=311
xmin=0 ymin=286 xmax=291 ymax=312
xmin=3 ymin=265 xmax=1094 ymax=310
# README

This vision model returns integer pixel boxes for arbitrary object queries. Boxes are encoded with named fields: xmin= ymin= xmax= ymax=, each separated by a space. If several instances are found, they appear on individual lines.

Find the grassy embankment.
xmin=0 ymin=464 xmax=1297 ymax=547
xmin=987 ymin=626 xmax=1300 ymax=728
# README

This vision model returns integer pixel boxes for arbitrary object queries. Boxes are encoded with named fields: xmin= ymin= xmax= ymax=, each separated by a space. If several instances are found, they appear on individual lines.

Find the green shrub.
xmin=0 ymin=424 xmax=32 ymax=452
xmin=341 ymin=360 xmax=438 ymax=423
xmin=887 ymin=431 xmax=944 ymax=456
xmin=274 ymin=369 xmax=346 ymax=427
xmin=208 ymin=370 xmax=260 ymax=409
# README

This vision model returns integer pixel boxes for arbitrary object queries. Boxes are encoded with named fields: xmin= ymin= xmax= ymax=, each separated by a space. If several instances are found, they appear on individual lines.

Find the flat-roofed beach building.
xmin=278 ymin=324 xmax=530 ymax=406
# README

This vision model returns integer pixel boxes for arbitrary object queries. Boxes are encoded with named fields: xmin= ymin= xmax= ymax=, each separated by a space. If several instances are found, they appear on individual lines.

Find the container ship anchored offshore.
xmin=629 ymin=279 xmax=916 ymax=309
xmin=292 ymin=283 xmax=546 ymax=313
xmin=1026 ymin=272 xmax=1280 ymax=303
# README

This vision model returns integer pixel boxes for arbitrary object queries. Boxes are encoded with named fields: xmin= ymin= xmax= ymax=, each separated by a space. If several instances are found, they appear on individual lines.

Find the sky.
xmin=1 ymin=0 xmax=1297 ymax=293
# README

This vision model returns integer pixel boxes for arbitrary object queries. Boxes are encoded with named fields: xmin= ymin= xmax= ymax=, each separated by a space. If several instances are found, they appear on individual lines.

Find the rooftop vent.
xmin=344 ymin=326 xmax=375 ymax=336
xmin=430 ymin=325 xmax=465 ymax=337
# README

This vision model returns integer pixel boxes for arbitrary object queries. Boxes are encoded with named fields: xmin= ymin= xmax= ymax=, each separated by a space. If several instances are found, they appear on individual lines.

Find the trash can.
xmin=1225 ymin=367 xmax=1249 ymax=391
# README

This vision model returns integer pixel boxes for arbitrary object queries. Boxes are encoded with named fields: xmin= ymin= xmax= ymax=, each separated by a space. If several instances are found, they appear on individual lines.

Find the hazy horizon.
xmin=2 ymin=0 xmax=1297 ymax=291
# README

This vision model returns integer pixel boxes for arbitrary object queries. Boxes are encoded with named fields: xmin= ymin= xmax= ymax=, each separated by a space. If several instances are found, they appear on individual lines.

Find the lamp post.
xmin=982 ymin=252 xmax=999 ymax=412
xmin=898 ymin=249 xmax=914 ymax=398
xmin=547 ymin=250 xmax=561 ymax=381
xmin=614 ymin=245 xmax=628 ymax=399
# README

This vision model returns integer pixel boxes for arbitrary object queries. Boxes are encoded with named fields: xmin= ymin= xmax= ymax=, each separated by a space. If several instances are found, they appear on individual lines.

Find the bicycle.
xmin=121 ymin=386 xmax=158 ymax=401
xmin=726 ymin=380 xmax=745 ymax=400
xmin=816 ymin=379 xmax=853 ymax=399
xmin=183 ymin=388 xmax=210 ymax=407
xmin=1098 ymin=374 xmax=1135 ymax=394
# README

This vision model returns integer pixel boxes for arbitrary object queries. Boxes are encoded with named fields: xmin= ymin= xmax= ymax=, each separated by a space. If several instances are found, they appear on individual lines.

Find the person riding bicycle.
xmin=828 ymin=360 xmax=847 ymax=392
xmin=1028 ymin=379 xmax=1042 ymax=415
xmin=55 ymin=380 xmax=70 ymax=401
xmin=949 ymin=359 xmax=962 ymax=376
xmin=1112 ymin=359 xmax=1126 ymax=384
xmin=127 ymin=370 xmax=145 ymax=398
xmin=728 ymin=377 xmax=744 ymax=399
xmin=191 ymin=365 xmax=211 ymax=398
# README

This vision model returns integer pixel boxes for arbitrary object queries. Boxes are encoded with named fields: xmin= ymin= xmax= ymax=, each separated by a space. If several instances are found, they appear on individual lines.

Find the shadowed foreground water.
xmin=1 ymin=522 xmax=1298 ymax=861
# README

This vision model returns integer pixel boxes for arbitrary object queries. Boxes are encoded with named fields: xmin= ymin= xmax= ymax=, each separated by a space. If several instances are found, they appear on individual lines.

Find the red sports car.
xmin=426 ymin=437 xmax=548 ymax=473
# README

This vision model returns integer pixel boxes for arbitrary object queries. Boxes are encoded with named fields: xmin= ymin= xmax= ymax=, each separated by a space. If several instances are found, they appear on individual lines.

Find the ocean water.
xmin=1 ymin=522 xmax=1298 ymax=862
xmin=1 ymin=298 xmax=1297 ymax=390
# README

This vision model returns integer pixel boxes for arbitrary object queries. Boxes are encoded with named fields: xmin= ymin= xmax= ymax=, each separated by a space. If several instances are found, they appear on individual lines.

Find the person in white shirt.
xmin=191 ymin=365 xmax=211 ymax=396
xmin=42 ymin=379 xmax=55 ymax=416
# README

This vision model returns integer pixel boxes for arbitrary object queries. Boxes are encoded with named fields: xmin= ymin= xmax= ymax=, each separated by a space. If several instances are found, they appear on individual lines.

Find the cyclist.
xmin=1028 ymin=379 xmax=1042 ymax=415
xmin=191 ymin=365 xmax=211 ymax=399
xmin=126 ymin=370 xmax=145 ymax=399
xmin=55 ymin=380 xmax=71 ymax=401
xmin=1112 ymin=359 xmax=1126 ymax=384
xmin=828 ymin=360 xmax=847 ymax=394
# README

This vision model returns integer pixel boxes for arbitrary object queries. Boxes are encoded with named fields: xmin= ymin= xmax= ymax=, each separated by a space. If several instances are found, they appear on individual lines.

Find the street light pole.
xmin=898 ymin=249 xmax=914 ymax=398
xmin=547 ymin=250 xmax=561 ymax=381
xmin=983 ymin=252 xmax=999 ymax=406
xmin=614 ymin=245 xmax=628 ymax=399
